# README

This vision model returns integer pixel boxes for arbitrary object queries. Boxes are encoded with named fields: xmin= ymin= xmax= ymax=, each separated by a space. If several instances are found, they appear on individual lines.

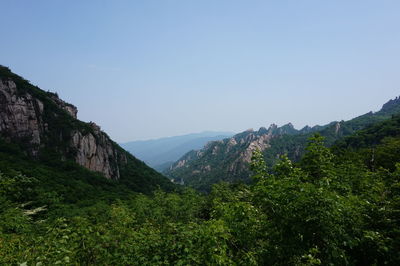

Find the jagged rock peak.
xmin=278 ymin=122 xmax=298 ymax=135
xmin=268 ymin=123 xmax=278 ymax=131
xmin=300 ymin=125 xmax=313 ymax=133
xmin=49 ymin=93 xmax=78 ymax=119
xmin=89 ymin=121 xmax=101 ymax=133
xmin=381 ymin=96 xmax=400 ymax=112
xmin=257 ymin=123 xmax=298 ymax=136
xmin=283 ymin=122 xmax=294 ymax=128
xmin=258 ymin=127 xmax=268 ymax=134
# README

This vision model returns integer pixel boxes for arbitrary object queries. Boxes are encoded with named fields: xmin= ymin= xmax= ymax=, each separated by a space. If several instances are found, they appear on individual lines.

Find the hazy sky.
xmin=1 ymin=1 xmax=399 ymax=142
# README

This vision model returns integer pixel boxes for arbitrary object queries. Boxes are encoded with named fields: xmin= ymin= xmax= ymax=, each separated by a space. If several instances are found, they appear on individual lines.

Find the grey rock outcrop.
xmin=0 ymin=79 xmax=44 ymax=155
xmin=71 ymin=123 xmax=124 ymax=179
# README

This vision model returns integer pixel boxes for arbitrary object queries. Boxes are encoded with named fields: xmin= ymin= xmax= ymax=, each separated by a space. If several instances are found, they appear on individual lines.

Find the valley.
xmin=1 ymin=66 xmax=399 ymax=264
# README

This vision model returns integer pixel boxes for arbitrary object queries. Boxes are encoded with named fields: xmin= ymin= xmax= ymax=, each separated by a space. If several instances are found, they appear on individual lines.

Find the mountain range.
xmin=165 ymin=96 xmax=400 ymax=191
xmin=121 ymin=131 xmax=234 ymax=171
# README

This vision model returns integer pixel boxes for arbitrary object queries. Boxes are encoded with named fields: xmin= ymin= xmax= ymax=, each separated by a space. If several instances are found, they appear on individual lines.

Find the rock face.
xmin=381 ymin=96 xmax=400 ymax=113
xmin=166 ymin=123 xmax=298 ymax=190
xmin=0 ymin=79 xmax=44 ymax=155
xmin=0 ymin=75 xmax=122 ymax=179
xmin=71 ymin=123 xmax=125 ymax=179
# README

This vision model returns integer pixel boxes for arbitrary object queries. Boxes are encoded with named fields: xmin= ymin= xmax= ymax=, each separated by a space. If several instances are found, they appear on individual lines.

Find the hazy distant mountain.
xmin=120 ymin=131 xmax=235 ymax=171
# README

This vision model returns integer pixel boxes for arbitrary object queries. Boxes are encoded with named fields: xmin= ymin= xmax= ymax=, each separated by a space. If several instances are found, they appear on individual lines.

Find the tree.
xmin=250 ymin=149 xmax=268 ymax=182
xmin=300 ymin=134 xmax=334 ymax=183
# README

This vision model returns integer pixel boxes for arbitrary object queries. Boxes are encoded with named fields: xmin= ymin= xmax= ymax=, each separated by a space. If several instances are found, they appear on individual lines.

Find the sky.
xmin=1 ymin=0 xmax=400 ymax=142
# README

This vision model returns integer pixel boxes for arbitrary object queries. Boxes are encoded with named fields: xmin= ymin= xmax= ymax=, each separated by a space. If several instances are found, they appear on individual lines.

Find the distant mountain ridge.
xmin=166 ymin=96 xmax=400 ymax=191
xmin=121 ymin=131 xmax=234 ymax=171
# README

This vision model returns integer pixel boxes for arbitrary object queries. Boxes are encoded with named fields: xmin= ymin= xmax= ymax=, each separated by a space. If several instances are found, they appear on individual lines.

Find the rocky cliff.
xmin=165 ymin=123 xmax=301 ymax=191
xmin=0 ymin=66 xmax=140 ymax=181
xmin=70 ymin=122 xmax=125 ymax=179
xmin=0 ymin=79 xmax=43 ymax=154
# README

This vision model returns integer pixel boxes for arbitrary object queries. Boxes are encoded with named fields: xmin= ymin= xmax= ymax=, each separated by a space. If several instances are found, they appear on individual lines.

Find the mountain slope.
xmin=166 ymin=123 xmax=310 ymax=191
xmin=121 ymin=131 xmax=234 ymax=171
xmin=332 ymin=113 xmax=400 ymax=171
xmin=0 ymin=65 xmax=175 ymax=194
xmin=166 ymin=96 xmax=400 ymax=191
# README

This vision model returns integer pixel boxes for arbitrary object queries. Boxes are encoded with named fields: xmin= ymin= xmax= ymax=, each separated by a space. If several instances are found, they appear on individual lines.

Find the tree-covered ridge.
xmin=1 ymin=119 xmax=400 ymax=264
xmin=167 ymin=96 xmax=400 ymax=191
xmin=332 ymin=114 xmax=400 ymax=172
xmin=335 ymin=113 xmax=400 ymax=149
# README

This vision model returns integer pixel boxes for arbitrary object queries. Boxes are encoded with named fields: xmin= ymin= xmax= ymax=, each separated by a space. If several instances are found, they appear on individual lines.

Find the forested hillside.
xmin=1 ymin=114 xmax=400 ymax=264
xmin=166 ymin=97 xmax=400 ymax=191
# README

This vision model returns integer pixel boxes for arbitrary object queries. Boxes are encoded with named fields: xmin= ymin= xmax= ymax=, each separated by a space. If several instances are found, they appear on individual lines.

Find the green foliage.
xmin=273 ymin=154 xmax=297 ymax=178
xmin=250 ymin=149 xmax=268 ymax=181
xmin=300 ymin=134 xmax=335 ymax=182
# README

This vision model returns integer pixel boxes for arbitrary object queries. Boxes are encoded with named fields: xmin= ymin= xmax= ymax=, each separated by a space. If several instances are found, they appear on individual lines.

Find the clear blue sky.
xmin=1 ymin=0 xmax=399 ymax=142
